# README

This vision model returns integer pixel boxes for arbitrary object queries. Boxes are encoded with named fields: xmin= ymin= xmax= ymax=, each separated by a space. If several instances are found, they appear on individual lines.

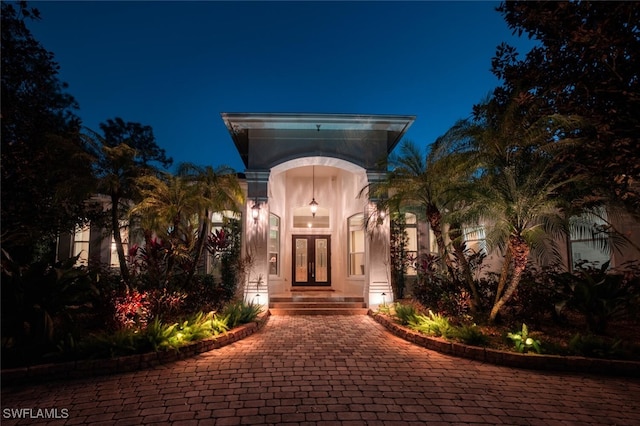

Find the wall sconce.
xmin=251 ymin=200 xmax=260 ymax=223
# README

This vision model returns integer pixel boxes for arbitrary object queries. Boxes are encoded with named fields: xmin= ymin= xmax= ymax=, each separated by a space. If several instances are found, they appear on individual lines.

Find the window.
xmin=463 ymin=225 xmax=487 ymax=255
xmin=569 ymin=209 xmax=610 ymax=269
xmin=269 ymin=213 xmax=280 ymax=276
xmin=73 ymin=224 xmax=91 ymax=266
xmin=208 ymin=210 xmax=239 ymax=275
xmin=405 ymin=213 xmax=418 ymax=275
xmin=293 ymin=206 xmax=330 ymax=228
xmin=348 ymin=214 xmax=365 ymax=276
xmin=110 ymin=221 xmax=129 ymax=268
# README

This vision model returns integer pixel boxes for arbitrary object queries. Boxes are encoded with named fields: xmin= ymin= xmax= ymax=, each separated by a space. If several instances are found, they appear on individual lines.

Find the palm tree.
xmin=464 ymin=97 xmax=585 ymax=322
xmin=82 ymin=130 xmax=140 ymax=284
xmin=131 ymin=165 xmax=243 ymax=288
xmin=176 ymin=163 xmax=244 ymax=285
xmin=131 ymin=172 xmax=206 ymax=287
xmin=377 ymin=136 xmax=481 ymax=311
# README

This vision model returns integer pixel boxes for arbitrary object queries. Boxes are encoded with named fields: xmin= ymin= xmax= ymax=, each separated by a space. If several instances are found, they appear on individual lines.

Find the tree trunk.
xmin=185 ymin=210 xmax=209 ymax=288
xmin=493 ymin=248 xmax=512 ymax=308
xmin=489 ymin=235 xmax=530 ymax=322
xmin=426 ymin=206 xmax=456 ymax=280
xmin=449 ymin=224 xmax=480 ymax=313
xmin=111 ymin=192 xmax=130 ymax=285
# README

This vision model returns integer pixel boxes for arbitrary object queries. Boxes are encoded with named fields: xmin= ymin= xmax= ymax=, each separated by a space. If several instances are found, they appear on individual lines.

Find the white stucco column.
xmin=365 ymin=203 xmax=392 ymax=308
xmin=244 ymin=199 xmax=270 ymax=307
xmin=244 ymin=169 xmax=270 ymax=308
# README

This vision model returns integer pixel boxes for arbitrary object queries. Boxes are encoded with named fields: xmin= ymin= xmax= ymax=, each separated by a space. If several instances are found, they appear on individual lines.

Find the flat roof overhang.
xmin=221 ymin=112 xmax=416 ymax=169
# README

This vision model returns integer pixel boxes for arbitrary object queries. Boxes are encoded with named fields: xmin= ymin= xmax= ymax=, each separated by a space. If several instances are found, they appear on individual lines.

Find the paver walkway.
xmin=2 ymin=315 xmax=639 ymax=425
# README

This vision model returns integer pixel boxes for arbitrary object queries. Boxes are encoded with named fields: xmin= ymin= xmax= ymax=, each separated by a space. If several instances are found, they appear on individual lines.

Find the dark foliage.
xmin=411 ymin=253 xmax=471 ymax=318
xmin=491 ymin=1 xmax=640 ymax=213
xmin=1 ymin=1 xmax=97 ymax=263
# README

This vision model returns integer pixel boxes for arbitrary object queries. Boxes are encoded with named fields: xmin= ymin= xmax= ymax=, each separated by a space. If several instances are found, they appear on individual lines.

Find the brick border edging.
xmin=368 ymin=310 xmax=640 ymax=377
xmin=1 ymin=311 xmax=271 ymax=386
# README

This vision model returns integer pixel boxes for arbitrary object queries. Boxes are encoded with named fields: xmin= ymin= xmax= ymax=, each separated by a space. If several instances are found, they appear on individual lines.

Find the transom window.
xmin=293 ymin=206 xmax=330 ymax=228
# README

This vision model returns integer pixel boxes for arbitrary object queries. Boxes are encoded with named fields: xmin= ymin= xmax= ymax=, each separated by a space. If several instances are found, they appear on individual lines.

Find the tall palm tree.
xmin=377 ymin=136 xmax=481 ymax=311
xmin=82 ymin=130 xmax=141 ymax=284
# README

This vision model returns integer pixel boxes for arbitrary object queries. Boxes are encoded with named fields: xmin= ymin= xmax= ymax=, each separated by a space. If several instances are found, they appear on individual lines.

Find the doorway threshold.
xmin=290 ymin=286 xmax=335 ymax=292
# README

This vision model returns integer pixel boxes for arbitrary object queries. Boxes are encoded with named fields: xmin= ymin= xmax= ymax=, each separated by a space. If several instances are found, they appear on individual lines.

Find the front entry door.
xmin=293 ymin=235 xmax=331 ymax=286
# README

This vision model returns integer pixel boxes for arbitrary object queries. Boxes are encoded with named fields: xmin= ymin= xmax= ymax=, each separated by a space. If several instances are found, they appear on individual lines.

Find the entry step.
xmin=269 ymin=295 xmax=367 ymax=316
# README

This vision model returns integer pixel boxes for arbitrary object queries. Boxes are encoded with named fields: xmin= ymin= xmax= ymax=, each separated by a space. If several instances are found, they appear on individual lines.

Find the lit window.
xmin=110 ymin=220 xmax=129 ymax=268
xmin=405 ymin=213 xmax=418 ymax=275
xmin=293 ymin=206 xmax=330 ymax=228
xmin=269 ymin=213 xmax=280 ymax=276
xmin=427 ymin=225 xmax=439 ymax=255
xmin=569 ymin=209 xmax=610 ymax=269
xmin=348 ymin=214 xmax=365 ymax=276
xmin=73 ymin=224 xmax=91 ymax=266
xmin=463 ymin=225 xmax=487 ymax=255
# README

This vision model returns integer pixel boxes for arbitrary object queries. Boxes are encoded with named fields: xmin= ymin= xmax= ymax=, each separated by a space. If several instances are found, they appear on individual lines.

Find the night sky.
xmin=30 ymin=1 xmax=536 ymax=172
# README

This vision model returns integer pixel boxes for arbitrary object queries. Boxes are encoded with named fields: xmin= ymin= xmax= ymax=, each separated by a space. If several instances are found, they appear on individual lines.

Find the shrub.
xmin=412 ymin=253 xmax=471 ymax=318
xmin=221 ymin=300 xmax=262 ymax=328
xmin=393 ymin=302 xmax=418 ymax=325
xmin=507 ymin=323 xmax=542 ymax=354
xmin=567 ymin=333 xmax=628 ymax=359
xmin=563 ymin=261 xmax=640 ymax=334
xmin=452 ymin=324 xmax=489 ymax=346
xmin=409 ymin=311 xmax=454 ymax=338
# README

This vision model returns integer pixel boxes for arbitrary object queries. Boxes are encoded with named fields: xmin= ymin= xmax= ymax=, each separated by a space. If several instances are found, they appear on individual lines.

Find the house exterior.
xmin=57 ymin=112 xmax=640 ymax=309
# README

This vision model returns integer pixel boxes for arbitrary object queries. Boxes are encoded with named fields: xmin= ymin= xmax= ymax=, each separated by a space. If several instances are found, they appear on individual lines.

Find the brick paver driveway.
xmin=2 ymin=315 xmax=639 ymax=425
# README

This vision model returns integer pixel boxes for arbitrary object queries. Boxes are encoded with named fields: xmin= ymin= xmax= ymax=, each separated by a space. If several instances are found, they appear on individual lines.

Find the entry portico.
xmin=222 ymin=113 xmax=415 ymax=308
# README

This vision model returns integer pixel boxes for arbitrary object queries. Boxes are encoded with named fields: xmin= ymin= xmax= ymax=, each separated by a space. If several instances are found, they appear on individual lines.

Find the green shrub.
xmin=221 ymin=300 xmax=262 ymax=328
xmin=563 ymin=261 xmax=639 ymax=334
xmin=568 ymin=333 xmax=625 ymax=359
xmin=507 ymin=323 xmax=542 ymax=354
xmin=393 ymin=302 xmax=418 ymax=325
xmin=409 ymin=311 xmax=453 ymax=338
xmin=452 ymin=324 xmax=489 ymax=346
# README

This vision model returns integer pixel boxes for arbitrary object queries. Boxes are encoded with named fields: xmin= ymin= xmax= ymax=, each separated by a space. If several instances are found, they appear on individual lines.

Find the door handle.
xmin=311 ymin=262 xmax=315 ymax=278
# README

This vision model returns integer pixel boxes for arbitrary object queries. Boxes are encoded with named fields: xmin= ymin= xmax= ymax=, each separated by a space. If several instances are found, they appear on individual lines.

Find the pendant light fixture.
xmin=309 ymin=165 xmax=318 ymax=217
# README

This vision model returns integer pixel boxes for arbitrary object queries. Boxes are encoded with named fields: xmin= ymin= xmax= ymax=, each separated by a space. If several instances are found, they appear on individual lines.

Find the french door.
xmin=292 ymin=235 xmax=331 ymax=286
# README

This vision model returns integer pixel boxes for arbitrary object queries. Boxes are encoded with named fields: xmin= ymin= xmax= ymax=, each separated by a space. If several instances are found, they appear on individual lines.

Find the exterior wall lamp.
xmin=251 ymin=200 xmax=260 ymax=223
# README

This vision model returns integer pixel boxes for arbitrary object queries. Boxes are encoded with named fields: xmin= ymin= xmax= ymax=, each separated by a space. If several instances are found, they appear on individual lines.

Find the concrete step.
xmin=269 ymin=307 xmax=369 ymax=316
xmin=270 ymin=296 xmax=365 ymax=303
xmin=270 ymin=301 xmax=366 ymax=309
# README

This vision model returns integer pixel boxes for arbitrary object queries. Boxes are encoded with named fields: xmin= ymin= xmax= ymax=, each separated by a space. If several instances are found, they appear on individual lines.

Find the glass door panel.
xmin=295 ymin=238 xmax=308 ymax=283
xmin=315 ymin=238 xmax=328 ymax=283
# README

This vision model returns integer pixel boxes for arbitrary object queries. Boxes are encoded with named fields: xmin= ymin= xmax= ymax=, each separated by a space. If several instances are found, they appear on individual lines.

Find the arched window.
xmin=348 ymin=213 xmax=365 ymax=276
xmin=269 ymin=213 xmax=280 ymax=276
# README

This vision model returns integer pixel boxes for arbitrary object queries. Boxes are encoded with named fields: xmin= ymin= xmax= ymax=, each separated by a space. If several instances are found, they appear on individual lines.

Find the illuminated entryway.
xmin=221 ymin=113 xmax=415 ymax=308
